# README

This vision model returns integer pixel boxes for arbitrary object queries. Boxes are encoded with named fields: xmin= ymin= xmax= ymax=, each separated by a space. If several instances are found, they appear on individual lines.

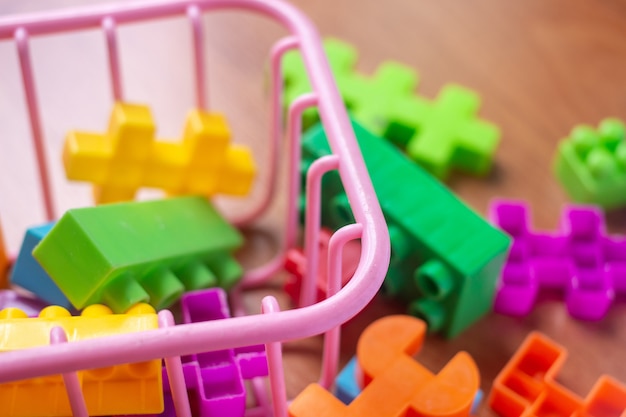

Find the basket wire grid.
xmin=0 ymin=1 xmax=390 ymax=416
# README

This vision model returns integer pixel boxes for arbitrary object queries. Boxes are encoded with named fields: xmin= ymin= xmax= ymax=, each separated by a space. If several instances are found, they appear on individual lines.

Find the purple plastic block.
xmin=489 ymin=200 xmax=626 ymax=320
xmin=134 ymin=288 xmax=268 ymax=417
xmin=0 ymin=289 xmax=49 ymax=317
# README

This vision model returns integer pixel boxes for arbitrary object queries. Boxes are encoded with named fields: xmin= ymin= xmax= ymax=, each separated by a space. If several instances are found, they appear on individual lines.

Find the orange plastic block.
xmin=0 ymin=304 xmax=163 ymax=417
xmin=63 ymin=102 xmax=256 ymax=204
xmin=289 ymin=315 xmax=480 ymax=417
xmin=0 ymin=222 xmax=8 ymax=288
xmin=488 ymin=332 xmax=626 ymax=417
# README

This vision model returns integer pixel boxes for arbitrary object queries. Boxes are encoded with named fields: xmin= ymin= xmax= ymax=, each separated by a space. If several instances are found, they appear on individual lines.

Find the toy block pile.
xmin=283 ymin=38 xmax=501 ymax=180
xmin=2 ymin=101 xmax=266 ymax=417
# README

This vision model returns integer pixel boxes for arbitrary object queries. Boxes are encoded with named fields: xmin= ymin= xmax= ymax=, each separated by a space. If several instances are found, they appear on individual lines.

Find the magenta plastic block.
xmin=489 ymin=200 xmax=626 ymax=320
xmin=139 ymin=288 xmax=269 ymax=417
xmin=0 ymin=289 xmax=49 ymax=317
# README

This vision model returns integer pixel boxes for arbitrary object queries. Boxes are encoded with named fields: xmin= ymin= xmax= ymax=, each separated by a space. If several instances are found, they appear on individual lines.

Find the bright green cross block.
xmin=32 ymin=196 xmax=243 ymax=313
xmin=342 ymin=62 xmax=420 ymax=137
xmin=554 ymin=118 xmax=626 ymax=209
xmin=390 ymin=84 xmax=501 ymax=180
xmin=282 ymin=38 xmax=358 ymax=129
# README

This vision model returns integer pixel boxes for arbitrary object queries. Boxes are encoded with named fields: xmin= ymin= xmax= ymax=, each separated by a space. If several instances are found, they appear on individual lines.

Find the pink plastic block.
xmin=284 ymin=228 xmax=361 ymax=305
xmin=489 ymin=200 xmax=626 ymax=320
xmin=141 ymin=288 xmax=269 ymax=417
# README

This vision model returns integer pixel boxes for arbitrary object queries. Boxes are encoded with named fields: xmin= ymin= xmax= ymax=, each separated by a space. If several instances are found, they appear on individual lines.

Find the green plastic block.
xmin=341 ymin=62 xmax=420 ymax=136
xmin=554 ymin=118 xmax=626 ymax=209
xmin=301 ymin=120 xmax=511 ymax=338
xmin=398 ymin=84 xmax=500 ymax=179
xmin=33 ymin=196 xmax=243 ymax=312
xmin=283 ymin=38 xmax=358 ymax=129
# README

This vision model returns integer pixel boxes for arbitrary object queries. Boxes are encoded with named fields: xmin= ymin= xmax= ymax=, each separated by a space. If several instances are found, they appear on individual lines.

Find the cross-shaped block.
xmin=399 ymin=84 xmax=500 ymax=180
xmin=489 ymin=199 xmax=626 ymax=320
xmin=341 ymin=61 xmax=420 ymax=137
xmin=63 ymin=102 xmax=256 ymax=204
xmin=554 ymin=118 xmax=626 ymax=209
xmin=489 ymin=332 xmax=626 ymax=417
xmin=282 ymin=38 xmax=358 ymax=130
xmin=289 ymin=315 xmax=480 ymax=417
xmin=147 ymin=288 xmax=268 ymax=417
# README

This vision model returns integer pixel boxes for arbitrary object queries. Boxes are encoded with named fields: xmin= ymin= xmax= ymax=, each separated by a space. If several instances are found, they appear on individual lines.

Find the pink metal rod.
xmin=159 ymin=310 xmax=192 ymax=417
xmin=262 ymin=296 xmax=288 ymax=417
xmin=232 ymin=35 xmax=296 ymax=228
xmin=318 ymin=224 xmax=362 ymax=390
xmin=187 ymin=5 xmax=207 ymax=110
xmin=0 ymin=0 xmax=389 ymax=387
xmin=49 ymin=326 xmax=88 ymax=417
xmin=301 ymin=155 xmax=339 ymax=308
xmin=102 ymin=16 xmax=123 ymax=101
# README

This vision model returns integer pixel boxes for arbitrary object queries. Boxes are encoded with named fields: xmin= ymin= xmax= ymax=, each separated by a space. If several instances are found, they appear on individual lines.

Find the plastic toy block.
xmin=10 ymin=222 xmax=74 ymax=309
xmin=283 ymin=38 xmax=358 ymax=129
xmin=32 ymin=196 xmax=244 ymax=313
xmin=554 ymin=118 xmax=626 ymax=209
xmin=0 ymin=290 xmax=48 ymax=317
xmin=0 ymin=222 xmax=8 ymax=288
xmin=396 ymin=84 xmax=500 ymax=179
xmin=334 ymin=355 xmax=484 ymax=414
xmin=489 ymin=200 xmax=626 ymax=320
xmin=488 ymin=332 xmax=626 ymax=417
xmin=0 ymin=303 xmax=162 ymax=417
xmin=341 ymin=62 xmax=420 ymax=136
xmin=289 ymin=315 xmax=480 ymax=417
xmin=284 ymin=227 xmax=361 ymax=305
xmin=145 ymin=288 xmax=268 ymax=417
xmin=63 ymin=102 xmax=256 ymax=204
xmin=301 ymin=120 xmax=511 ymax=337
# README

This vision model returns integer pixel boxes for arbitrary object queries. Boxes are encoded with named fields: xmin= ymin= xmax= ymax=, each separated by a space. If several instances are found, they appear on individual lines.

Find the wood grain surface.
xmin=0 ymin=0 xmax=625 ymax=416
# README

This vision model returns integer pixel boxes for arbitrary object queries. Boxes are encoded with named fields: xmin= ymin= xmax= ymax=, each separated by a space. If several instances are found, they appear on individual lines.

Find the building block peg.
xmin=489 ymin=199 xmax=626 ymax=320
xmin=554 ymin=118 xmax=626 ymax=209
xmin=32 ymin=196 xmax=244 ymax=313
xmin=63 ymin=102 xmax=256 ymax=204
xmin=488 ymin=332 xmax=626 ymax=417
xmin=0 ymin=303 xmax=162 ymax=417
xmin=289 ymin=315 xmax=480 ymax=417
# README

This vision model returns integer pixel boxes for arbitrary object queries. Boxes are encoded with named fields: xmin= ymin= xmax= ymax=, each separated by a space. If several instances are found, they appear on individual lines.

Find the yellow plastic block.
xmin=216 ymin=146 xmax=257 ymax=195
xmin=62 ymin=132 xmax=110 ymax=184
xmin=182 ymin=109 xmax=231 ymax=168
xmin=0 ymin=303 xmax=163 ymax=417
xmin=63 ymin=103 xmax=256 ymax=204
xmin=107 ymin=102 xmax=155 ymax=161
xmin=0 ymin=222 xmax=8 ymax=288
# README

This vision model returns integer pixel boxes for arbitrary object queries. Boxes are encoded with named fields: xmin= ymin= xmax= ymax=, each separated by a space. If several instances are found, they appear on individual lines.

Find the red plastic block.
xmin=289 ymin=315 xmax=479 ymax=417
xmin=488 ymin=332 xmax=626 ymax=417
xmin=284 ymin=228 xmax=361 ymax=305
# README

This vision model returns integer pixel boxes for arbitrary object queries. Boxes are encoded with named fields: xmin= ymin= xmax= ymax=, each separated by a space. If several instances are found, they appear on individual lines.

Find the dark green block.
xmin=301 ymin=120 xmax=511 ymax=338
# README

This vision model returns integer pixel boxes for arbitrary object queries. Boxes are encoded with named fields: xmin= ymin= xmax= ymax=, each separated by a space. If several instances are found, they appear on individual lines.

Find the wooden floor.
xmin=0 ymin=0 xmax=625 ymax=415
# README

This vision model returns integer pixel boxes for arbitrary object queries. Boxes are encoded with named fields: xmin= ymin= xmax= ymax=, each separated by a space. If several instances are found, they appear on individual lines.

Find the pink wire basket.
xmin=0 ymin=0 xmax=390 ymax=416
